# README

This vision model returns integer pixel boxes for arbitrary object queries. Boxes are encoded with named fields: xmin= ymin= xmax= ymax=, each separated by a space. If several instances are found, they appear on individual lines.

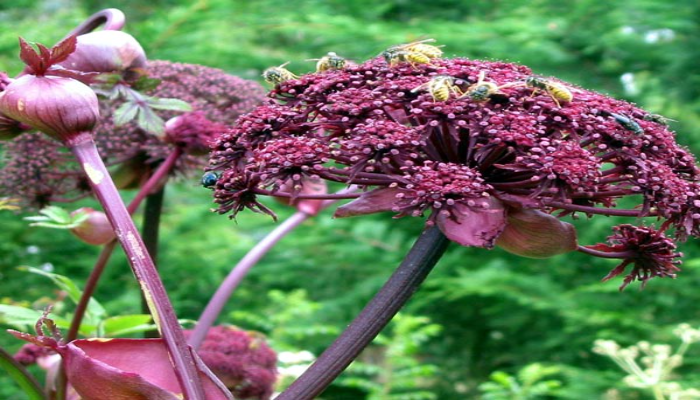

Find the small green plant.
xmin=478 ymin=363 xmax=563 ymax=399
xmin=593 ymin=324 xmax=700 ymax=400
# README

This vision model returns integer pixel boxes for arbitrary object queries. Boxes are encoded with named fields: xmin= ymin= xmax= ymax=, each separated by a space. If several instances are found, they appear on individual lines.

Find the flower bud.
xmin=59 ymin=30 xmax=147 ymax=73
xmin=70 ymin=207 xmax=115 ymax=245
xmin=164 ymin=112 xmax=226 ymax=155
xmin=496 ymin=209 xmax=578 ymax=258
xmin=0 ymin=75 xmax=99 ymax=142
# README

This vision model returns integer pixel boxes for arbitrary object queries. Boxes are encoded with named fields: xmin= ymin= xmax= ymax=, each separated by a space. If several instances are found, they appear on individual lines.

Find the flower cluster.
xmin=185 ymin=326 xmax=278 ymax=400
xmin=590 ymin=225 xmax=682 ymax=290
xmin=209 ymin=52 xmax=699 ymax=288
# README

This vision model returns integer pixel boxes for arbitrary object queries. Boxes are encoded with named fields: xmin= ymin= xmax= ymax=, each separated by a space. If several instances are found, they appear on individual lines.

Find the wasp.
xmin=262 ymin=62 xmax=298 ymax=85
xmin=460 ymin=71 xmax=509 ymax=102
xmin=643 ymin=113 xmax=675 ymax=126
xmin=391 ymin=38 xmax=444 ymax=59
xmin=382 ymin=38 xmax=442 ymax=67
xmin=521 ymin=76 xmax=573 ymax=107
xmin=411 ymin=75 xmax=462 ymax=102
xmin=308 ymin=52 xmax=347 ymax=72
xmin=610 ymin=113 xmax=644 ymax=135
xmin=382 ymin=49 xmax=432 ymax=67
xmin=201 ymin=171 xmax=220 ymax=189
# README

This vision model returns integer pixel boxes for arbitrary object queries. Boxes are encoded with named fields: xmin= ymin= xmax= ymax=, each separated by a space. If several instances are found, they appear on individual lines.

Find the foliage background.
xmin=1 ymin=0 xmax=700 ymax=398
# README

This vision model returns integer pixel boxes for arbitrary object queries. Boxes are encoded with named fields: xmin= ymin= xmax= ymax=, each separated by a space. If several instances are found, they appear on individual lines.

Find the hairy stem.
xmin=190 ymin=188 xmax=356 ymax=349
xmin=66 ymin=133 xmax=204 ymax=399
xmin=276 ymin=225 xmax=450 ymax=400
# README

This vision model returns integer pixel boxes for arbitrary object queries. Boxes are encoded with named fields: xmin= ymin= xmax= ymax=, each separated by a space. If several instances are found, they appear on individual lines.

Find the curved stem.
xmin=63 ymin=8 xmax=126 ymax=39
xmin=276 ymin=225 xmax=450 ymax=400
xmin=577 ymin=245 xmax=634 ymax=259
xmin=189 ymin=187 xmax=357 ymax=349
xmin=67 ymin=133 xmax=204 ymax=399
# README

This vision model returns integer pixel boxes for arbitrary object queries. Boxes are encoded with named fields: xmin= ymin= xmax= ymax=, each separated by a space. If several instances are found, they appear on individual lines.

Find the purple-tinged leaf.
xmin=50 ymin=35 xmax=77 ymax=65
xmin=17 ymin=38 xmax=42 ymax=74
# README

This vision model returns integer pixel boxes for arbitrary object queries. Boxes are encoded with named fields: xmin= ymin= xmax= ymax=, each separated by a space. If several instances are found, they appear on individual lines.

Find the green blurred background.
xmin=2 ymin=0 xmax=700 ymax=398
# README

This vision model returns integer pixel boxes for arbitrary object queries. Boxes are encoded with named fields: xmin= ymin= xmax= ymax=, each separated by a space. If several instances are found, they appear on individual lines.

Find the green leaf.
xmin=136 ymin=105 xmax=165 ymax=136
xmin=0 ymin=346 xmax=43 ymax=400
xmin=0 ymin=305 xmax=70 ymax=330
xmin=22 ymin=267 xmax=106 ymax=320
xmin=102 ymin=314 xmax=153 ymax=336
xmin=24 ymin=206 xmax=87 ymax=229
xmin=113 ymin=101 xmax=141 ymax=127
xmin=133 ymin=76 xmax=161 ymax=92
xmin=146 ymin=97 xmax=192 ymax=112
xmin=0 ymin=305 xmax=46 ymax=329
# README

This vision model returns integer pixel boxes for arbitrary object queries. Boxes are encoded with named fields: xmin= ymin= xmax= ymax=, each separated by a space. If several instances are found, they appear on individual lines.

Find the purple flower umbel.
xmin=209 ymin=55 xmax=698 ymax=288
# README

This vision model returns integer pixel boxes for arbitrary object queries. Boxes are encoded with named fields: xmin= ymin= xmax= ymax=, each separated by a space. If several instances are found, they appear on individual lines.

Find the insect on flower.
xmin=308 ymin=52 xmax=347 ymax=72
xmin=461 ymin=71 xmax=508 ymax=102
xmin=643 ymin=113 xmax=675 ymax=126
xmin=201 ymin=171 xmax=220 ymax=189
xmin=411 ymin=75 xmax=463 ymax=102
xmin=610 ymin=112 xmax=644 ymax=135
xmin=382 ymin=38 xmax=442 ymax=67
xmin=262 ymin=62 xmax=298 ymax=85
xmin=521 ymin=75 xmax=573 ymax=107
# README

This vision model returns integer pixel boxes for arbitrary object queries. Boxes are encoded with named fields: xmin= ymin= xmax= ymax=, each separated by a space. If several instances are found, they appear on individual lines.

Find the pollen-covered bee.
xmin=411 ymin=75 xmax=462 ymax=102
xmin=262 ymin=62 xmax=298 ymax=85
xmin=309 ymin=52 xmax=347 ymax=72
xmin=523 ymin=76 xmax=573 ymax=107
xmin=462 ymin=71 xmax=506 ymax=102
xmin=201 ymin=171 xmax=220 ymax=189
xmin=610 ymin=113 xmax=644 ymax=135
xmin=643 ymin=113 xmax=675 ymax=126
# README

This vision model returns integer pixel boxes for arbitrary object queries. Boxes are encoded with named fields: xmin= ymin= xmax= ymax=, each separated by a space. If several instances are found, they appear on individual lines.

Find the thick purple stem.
xmin=276 ymin=225 xmax=450 ymax=400
xmin=65 ymin=148 xmax=182 ymax=343
xmin=66 ymin=133 xmax=204 ymax=399
xmin=189 ymin=187 xmax=357 ymax=349
xmin=63 ymin=8 xmax=126 ymax=38
xmin=56 ymin=149 xmax=183 ymax=399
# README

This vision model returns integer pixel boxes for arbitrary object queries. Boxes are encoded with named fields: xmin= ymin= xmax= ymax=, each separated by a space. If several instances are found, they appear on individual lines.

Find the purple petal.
xmin=334 ymin=187 xmax=399 ymax=218
xmin=436 ymin=198 xmax=507 ymax=248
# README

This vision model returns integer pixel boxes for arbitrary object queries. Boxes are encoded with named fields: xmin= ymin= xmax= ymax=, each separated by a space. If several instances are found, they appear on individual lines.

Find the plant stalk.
xmin=66 ymin=132 xmax=204 ymax=399
xmin=56 ymin=149 xmax=183 ymax=400
xmin=189 ymin=188 xmax=356 ymax=349
xmin=276 ymin=225 xmax=450 ymax=400
xmin=141 ymin=186 xmax=165 ymax=338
